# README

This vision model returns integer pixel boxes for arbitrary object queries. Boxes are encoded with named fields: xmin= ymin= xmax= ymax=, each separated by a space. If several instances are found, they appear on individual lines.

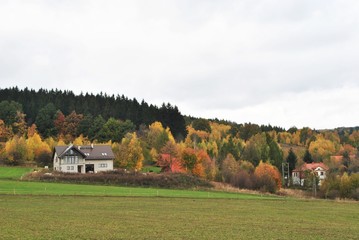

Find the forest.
xmin=0 ymin=87 xmax=358 ymax=196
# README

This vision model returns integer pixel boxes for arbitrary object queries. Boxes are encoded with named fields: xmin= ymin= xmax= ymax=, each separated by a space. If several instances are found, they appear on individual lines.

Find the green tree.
xmin=88 ymin=115 xmax=106 ymax=141
xmin=192 ymin=119 xmax=211 ymax=132
xmin=35 ymin=103 xmax=57 ymax=138
xmin=286 ymin=148 xmax=297 ymax=175
xmin=266 ymin=133 xmax=283 ymax=170
xmin=77 ymin=114 xmax=93 ymax=137
xmin=0 ymin=100 xmax=23 ymax=126
xmin=303 ymin=149 xmax=313 ymax=163
xmin=242 ymin=133 xmax=269 ymax=166
xmin=98 ymin=118 xmax=135 ymax=143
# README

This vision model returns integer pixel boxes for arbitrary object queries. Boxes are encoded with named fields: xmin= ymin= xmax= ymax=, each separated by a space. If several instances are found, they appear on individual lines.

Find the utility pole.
xmin=282 ymin=162 xmax=289 ymax=187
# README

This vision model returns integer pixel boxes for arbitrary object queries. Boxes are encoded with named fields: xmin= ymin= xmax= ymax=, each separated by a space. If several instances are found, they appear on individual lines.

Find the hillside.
xmin=0 ymin=87 xmax=186 ymax=138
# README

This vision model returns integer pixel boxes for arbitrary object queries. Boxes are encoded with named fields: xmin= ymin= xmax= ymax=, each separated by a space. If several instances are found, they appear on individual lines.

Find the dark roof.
xmin=54 ymin=144 xmax=115 ymax=160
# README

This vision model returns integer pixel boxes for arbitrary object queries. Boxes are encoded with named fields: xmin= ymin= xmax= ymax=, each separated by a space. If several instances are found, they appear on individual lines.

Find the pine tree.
xmin=286 ymin=148 xmax=297 ymax=174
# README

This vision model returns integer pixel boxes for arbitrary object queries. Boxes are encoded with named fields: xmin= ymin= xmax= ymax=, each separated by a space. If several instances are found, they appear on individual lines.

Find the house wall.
xmin=53 ymin=151 xmax=86 ymax=173
xmin=292 ymin=168 xmax=327 ymax=186
xmin=85 ymin=160 xmax=113 ymax=173
xmin=292 ymin=172 xmax=302 ymax=185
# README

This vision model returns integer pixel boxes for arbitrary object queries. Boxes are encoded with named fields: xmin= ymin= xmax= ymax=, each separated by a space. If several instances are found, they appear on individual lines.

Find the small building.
xmin=53 ymin=144 xmax=114 ymax=173
xmin=292 ymin=162 xmax=329 ymax=186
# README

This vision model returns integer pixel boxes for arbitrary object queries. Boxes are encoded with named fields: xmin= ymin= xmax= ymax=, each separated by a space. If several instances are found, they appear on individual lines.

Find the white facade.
xmin=53 ymin=145 xmax=114 ymax=173
xmin=292 ymin=166 xmax=327 ymax=186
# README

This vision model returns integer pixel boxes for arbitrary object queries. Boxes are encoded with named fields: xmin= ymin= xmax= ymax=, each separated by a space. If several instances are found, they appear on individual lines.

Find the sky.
xmin=0 ymin=0 xmax=358 ymax=130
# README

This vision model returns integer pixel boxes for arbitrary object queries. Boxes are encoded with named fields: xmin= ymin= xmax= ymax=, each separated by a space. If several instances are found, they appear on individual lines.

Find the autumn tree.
xmin=116 ymin=132 xmax=144 ymax=171
xmin=12 ymin=111 xmax=27 ymax=135
xmin=54 ymin=110 xmax=65 ymax=136
xmin=157 ymin=141 xmax=184 ymax=173
xmin=309 ymin=136 xmax=336 ymax=162
xmin=221 ymin=154 xmax=239 ymax=183
xmin=254 ymin=161 xmax=282 ymax=192
xmin=147 ymin=122 xmax=174 ymax=152
xmin=62 ymin=111 xmax=83 ymax=140
xmin=4 ymin=136 xmax=27 ymax=165
xmin=26 ymin=133 xmax=52 ymax=166
xmin=182 ymin=147 xmax=197 ymax=171
xmin=242 ymin=133 xmax=269 ymax=166
xmin=0 ymin=119 xmax=12 ymax=142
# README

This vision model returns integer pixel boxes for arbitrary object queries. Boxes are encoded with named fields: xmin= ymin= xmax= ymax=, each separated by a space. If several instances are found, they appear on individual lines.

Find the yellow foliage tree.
xmin=116 ymin=132 xmax=144 ymax=171
xmin=309 ymin=136 xmax=336 ymax=162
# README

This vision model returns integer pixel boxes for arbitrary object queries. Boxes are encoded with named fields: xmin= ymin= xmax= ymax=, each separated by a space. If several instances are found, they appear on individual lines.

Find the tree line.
xmin=0 ymin=87 xmax=358 ymax=195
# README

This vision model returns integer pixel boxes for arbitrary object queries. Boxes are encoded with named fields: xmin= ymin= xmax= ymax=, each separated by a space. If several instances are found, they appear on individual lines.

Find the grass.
xmin=0 ymin=166 xmax=32 ymax=180
xmin=0 ymin=195 xmax=358 ymax=239
xmin=0 ymin=166 xmax=358 ymax=239
xmin=0 ymin=180 xmax=276 ymax=199
xmin=141 ymin=165 xmax=162 ymax=173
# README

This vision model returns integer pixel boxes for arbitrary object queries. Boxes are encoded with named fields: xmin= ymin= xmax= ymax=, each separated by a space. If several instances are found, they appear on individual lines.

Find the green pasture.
xmin=0 ymin=180 xmax=275 ymax=199
xmin=0 ymin=166 xmax=358 ymax=239
xmin=0 ymin=166 xmax=32 ymax=179
xmin=0 ymin=195 xmax=358 ymax=240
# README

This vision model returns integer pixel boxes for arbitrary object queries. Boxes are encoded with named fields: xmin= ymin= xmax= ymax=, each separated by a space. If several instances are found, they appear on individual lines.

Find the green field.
xmin=0 ymin=166 xmax=32 ymax=180
xmin=0 ymin=167 xmax=358 ymax=239
xmin=0 ymin=195 xmax=358 ymax=239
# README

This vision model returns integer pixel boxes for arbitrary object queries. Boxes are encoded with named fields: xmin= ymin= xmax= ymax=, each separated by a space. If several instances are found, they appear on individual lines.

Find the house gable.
xmin=53 ymin=144 xmax=114 ymax=173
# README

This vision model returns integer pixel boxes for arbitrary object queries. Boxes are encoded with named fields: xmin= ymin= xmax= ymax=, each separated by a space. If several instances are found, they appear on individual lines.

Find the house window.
xmin=71 ymin=166 xmax=74 ymax=170
xmin=99 ymin=163 xmax=108 ymax=168
xmin=67 ymin=166 xmax=70 ymax=170
xmin=101 ymin=153 xmax=108 ymax=156
xmin=320 ymin=172 xmax=324 ymax=176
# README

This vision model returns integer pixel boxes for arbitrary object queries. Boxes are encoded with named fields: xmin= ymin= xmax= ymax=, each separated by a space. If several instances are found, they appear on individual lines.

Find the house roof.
xmin=54 ymin=144 xmax=115 ymax=160
xmin=293 ymin=162 xmax=329 ymax=172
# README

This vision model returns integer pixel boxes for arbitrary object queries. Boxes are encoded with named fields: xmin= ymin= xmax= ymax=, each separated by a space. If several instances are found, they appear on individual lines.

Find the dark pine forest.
xmin=0 ymin=87 xmax=186 ymax=139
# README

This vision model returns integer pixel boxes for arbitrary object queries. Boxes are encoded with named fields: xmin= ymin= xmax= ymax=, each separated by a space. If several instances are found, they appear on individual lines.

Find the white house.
xmin=292 ymin=162 xmax=329 ymax=186
xmin=53 ymin=144 xmax=114 ymax=173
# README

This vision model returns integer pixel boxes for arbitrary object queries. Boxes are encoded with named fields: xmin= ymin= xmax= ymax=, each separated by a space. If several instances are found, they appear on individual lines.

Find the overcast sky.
xmin=1 ymin=0 xmax=358 ymax=129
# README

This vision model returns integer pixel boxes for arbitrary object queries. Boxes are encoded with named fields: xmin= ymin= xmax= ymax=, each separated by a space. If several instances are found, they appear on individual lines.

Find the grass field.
xmin=0 ymin=166 xmax=358 ymax=239
xmin=0 ymin=166 xmax=32 ymax=180
xmin=0 ymin=195 xmax=358 ymax=240
xmin=0 ymin=180 xmax=276 ymax=199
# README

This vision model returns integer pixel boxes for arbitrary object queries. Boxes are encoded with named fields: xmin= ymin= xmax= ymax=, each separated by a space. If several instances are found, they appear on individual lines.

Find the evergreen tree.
xmin=286 ymin=148 xmax=297 ymax=175
xmin=303 ymin=149 xmax=313 ymax=163
xmin=35 ymin=103 xmax=56 ymax=138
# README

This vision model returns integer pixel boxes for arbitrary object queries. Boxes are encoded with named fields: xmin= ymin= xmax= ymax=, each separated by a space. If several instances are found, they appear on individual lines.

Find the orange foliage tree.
xmin=254 ymin=161 xmax=282 ymax=190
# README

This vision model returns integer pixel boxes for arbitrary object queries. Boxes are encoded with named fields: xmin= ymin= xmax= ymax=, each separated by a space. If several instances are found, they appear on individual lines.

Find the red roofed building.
xmin=292 ymin=162 xmax=329 ymax=186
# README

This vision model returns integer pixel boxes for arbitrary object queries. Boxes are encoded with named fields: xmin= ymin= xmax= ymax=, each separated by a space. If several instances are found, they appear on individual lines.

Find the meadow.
xmin=0 ymin=166 xmax=358 ymax=239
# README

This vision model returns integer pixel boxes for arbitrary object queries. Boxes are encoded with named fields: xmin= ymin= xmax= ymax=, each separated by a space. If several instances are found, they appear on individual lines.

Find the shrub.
xmin=254 ymin=174 xmax=277 ymax=194
xmin=254 ymin=161 xmax=282 ymax=190
xmin=25 ymin=170 xmax=213 ymax=189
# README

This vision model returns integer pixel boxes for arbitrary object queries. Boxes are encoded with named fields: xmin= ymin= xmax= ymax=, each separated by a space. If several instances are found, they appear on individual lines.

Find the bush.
xmin=25 ymin=170 xmax=213 ymax=189
xmin=254 ymin=174 xmax=277 ymax=194
xmin=231 ymin=170 xmax=255 ymax=190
